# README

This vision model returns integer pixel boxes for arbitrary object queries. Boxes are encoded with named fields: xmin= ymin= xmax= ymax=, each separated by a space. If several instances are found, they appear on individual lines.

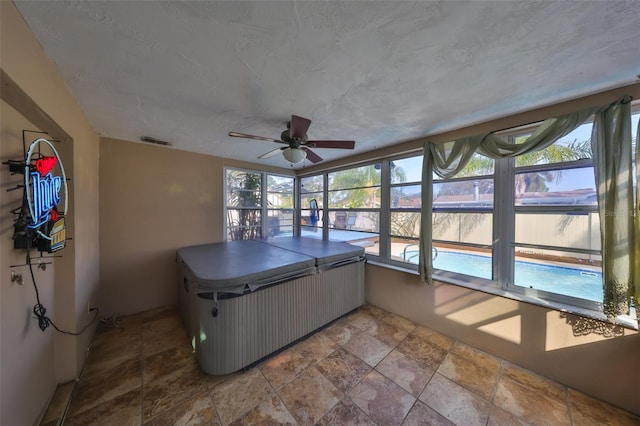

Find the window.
xmin=415 ymin=122 xmax=603 ymax=308
xmin=225 ymin=167 xmax=294 ymax=240
xmin=431 ymin=153 xmax=495 ymax=280
xmin=328 ymin=164 xmax=381 ymax=255
xmin=508 ymin=123 xmax=602 ymax=305
xmin=226 ymin=169 xmax=262 ymax=240
xmin=294 ymin=103 xmax=639 ymax=320
xmin=266 ymin=175 xmax=295 ymax=238
xmin=300 ymin=175 xmax=324 ymax=235
xmin=389 ymin=155 xmax=423 ymax=266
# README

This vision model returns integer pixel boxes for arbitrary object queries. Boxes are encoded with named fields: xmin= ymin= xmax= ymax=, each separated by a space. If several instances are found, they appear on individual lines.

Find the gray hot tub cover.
xmin=177 ymin=239 xmax=316 ymax=295
xmin=258 ymin=237 xmax=364 ymax=270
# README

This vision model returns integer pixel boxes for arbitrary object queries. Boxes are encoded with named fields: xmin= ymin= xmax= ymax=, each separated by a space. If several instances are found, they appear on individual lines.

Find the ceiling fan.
xmin=228 ymin=115 xmax=355 ymax=164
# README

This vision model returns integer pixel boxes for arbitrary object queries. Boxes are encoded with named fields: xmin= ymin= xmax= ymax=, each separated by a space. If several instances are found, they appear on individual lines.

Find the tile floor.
xmin=42 ymin=304 xmax=639 ymax=426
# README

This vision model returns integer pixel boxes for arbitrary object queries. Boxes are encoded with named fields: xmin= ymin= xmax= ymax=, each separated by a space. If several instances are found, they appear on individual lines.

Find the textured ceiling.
xmin=14 ymin=1 xmax=640 ymax=169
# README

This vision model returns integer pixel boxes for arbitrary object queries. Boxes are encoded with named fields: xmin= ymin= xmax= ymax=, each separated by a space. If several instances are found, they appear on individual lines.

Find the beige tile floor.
xmin=42 ymin=304 xmax=639 ymax=426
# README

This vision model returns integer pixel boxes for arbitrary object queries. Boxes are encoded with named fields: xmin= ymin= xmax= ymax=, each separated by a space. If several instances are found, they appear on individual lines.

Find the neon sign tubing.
xmin=24 ymin=138 xmax=68 ymax=236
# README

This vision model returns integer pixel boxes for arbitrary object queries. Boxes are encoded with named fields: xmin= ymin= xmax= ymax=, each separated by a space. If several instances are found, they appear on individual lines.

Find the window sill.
xmin=365 ymin=259 xmax=639 ymax=331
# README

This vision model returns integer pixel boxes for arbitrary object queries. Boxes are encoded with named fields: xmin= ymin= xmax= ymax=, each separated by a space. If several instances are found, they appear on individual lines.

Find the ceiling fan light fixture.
xmin=228 ymin=115 xmax=354 ymax=164
xmin=282 ymin=147 xmax=306 ymax=164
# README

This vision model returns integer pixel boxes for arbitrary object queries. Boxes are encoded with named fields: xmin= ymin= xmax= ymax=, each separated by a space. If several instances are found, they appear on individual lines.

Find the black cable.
xmin=27 ymin=247 xmax=98 ymax=335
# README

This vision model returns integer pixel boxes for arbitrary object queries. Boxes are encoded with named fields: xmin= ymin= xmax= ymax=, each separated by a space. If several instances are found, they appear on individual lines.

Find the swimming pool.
xmin=403 ymin=249 xmax=602 ymax=302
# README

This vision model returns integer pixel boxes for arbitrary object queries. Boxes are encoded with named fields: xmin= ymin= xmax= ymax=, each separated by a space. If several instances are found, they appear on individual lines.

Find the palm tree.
xmin=513 ymin=138 xmax=591 ymax=198
xmin=390 ymin=211 xmax=420 ymax=239
xmin=328 ymin=165 xmax=381 ymax=208
xmin=443 ymin=138 xmax=591 ymax=194
xmin=226 ymin=170 xmax=262 ymax=240
xmin=327 ymin=162 xmax=406 ymax=232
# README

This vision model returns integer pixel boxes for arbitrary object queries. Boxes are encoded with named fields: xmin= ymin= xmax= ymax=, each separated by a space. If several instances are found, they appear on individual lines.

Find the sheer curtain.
xmin=420 ymin=96 xmax=636 ymax=320
xmin=591 ymin=96 xmax=636 ymax=320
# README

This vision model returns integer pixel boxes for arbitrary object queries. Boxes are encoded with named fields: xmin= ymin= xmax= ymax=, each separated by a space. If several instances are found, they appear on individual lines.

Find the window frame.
xmin=265 ymin=174 xmax=295 ymax=238
xmin=325 ymin=162 xmax=383 ymax=254
xmin=292 ymin=103 xmax=639 ymax=327
xmin=494 ymin=123 xmax=601 ymax=311
xmin=299 ymin=173 xmax=326 ymax=237
xmin=386 ymin=155 xmax=425 ymax=269
xmin=431 ymin=159 xmax=496 ymax=281
xmin=224 ymin=166 xmax=296 ymax=241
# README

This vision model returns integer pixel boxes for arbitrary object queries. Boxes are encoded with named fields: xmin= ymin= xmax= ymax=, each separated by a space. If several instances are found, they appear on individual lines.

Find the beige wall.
xmin=99 ymin=138 xmax=223 ymax=316
xmin=1 ymin=2 xmax=101 ymax=424
xmin=365 ymin=264 xmax=639 ymax=415
xmin=0 ymin=101 xmax=58 ymax=426
xmin=98 ymin=137 xmax=293 ymax=317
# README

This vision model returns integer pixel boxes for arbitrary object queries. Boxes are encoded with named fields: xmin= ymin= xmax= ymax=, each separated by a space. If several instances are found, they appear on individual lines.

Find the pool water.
xmin=404 ymin=250 xmax=602 ymax=302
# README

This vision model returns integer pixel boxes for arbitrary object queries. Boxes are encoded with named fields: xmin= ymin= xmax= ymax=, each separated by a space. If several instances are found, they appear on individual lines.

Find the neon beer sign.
xmin=18 ymin=138 xmax=68 ymax=252
xmin=29 ymin=157 xmax=63 ymax=227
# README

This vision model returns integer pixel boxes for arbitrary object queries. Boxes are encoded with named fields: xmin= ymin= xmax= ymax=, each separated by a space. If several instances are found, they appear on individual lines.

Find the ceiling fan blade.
xmin=228 ymin=131 xmax=285 ymax=143
xmin=290 ymin=115 xmax=312 ymax=140
xmin=302 ymin=147 xmax=323 ymax=163
xmin=258 ymin=147 xmax=285 ymax=159
xmin=305 ymin=140 xmax=355 ymax=149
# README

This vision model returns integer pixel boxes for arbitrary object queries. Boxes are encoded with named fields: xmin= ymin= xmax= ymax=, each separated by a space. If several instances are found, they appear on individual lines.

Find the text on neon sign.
xmin=29 ymin=171 xmax=62 ymax=228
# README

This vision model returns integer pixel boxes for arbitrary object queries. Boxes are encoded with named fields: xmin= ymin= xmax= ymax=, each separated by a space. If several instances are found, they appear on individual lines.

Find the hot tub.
xmin=177 ymin=237 xmax=365 ymax=375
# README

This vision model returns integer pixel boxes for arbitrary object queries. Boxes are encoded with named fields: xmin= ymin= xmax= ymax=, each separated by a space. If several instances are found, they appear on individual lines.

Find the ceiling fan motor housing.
xmin=281 ymin=128 xmax=306 ymax=146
